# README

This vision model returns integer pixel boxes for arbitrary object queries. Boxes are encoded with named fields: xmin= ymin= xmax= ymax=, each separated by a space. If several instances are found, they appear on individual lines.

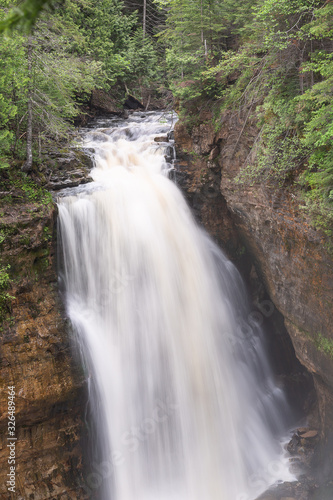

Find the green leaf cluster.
xmin=0 ymin=0 xmax=164 ymax=169
xmin=0 ymin=264 xmax=14 ymax=323
xmin=165 ymin=0 xmax=332 ymax=228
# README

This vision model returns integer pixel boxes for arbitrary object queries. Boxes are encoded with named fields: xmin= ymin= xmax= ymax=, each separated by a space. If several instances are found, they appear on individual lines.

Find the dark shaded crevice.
xmin=174 ymin=156 xmax=316 ymax=427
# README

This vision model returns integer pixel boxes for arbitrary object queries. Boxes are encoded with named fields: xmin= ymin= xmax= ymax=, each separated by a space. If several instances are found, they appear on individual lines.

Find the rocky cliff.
xmin=174 ymin=106 xmax=333 ymax=481
xmin=0 ymin=170 xmax=89 ymax=498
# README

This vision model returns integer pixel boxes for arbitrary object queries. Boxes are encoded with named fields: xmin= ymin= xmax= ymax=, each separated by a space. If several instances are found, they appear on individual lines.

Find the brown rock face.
xmin=90 ymin=89 xmax=122 ymax=114
xmin=174 ymin=121 xmax=243 ymax=264
xmin=0 ymin=200 xmax=88 ymax=498
xmin=174 ymin=108 xmax=333 ymax=475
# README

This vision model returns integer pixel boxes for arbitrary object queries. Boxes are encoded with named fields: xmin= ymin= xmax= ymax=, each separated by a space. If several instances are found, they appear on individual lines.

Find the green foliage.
xmin=0 ymin=7 xmax=27 ymax=158
xmin=0 ymin=165 xmax=53 ymax=206
xmin=1 ymin=0 xmax=331 ymax=237
xmin=0 ymin=0 xmax=165 ymax=169
xmin=171 ymin=0 xmax=333 ymax=228
xmin=236 ymin=0 xmax=333 ymax=215
xmin=0 ymin=0 xmax=105 ymax=165
xmin=0 ymin=264 xmax=14 ymax=321
xmin=123 ymin=30 xmax=160 ymax=85
xmin=158 ymin=0 xmax=257 ymax=85
xmin=297 ymin=54 xmax=333 ymax=203
xmin=315 ymin=333 xmax=333 ymax=359
xmin=43 ymin=225 xmax=51 ymax=241
xmin=66 ymin=0 xmax=137 ymax=84
xmin=0 ymin=0 xmax=61 ymax=33
xmin=19 ymin=176 xmax=52 ymax=204
xmin=62 ymin=0 xmax=161 ymax=87
xmin=28 ymin=14 xmax=103 ymax=139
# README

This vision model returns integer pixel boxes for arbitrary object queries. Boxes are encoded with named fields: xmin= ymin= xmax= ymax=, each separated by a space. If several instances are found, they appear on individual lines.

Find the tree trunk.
xmin=200 ymin=0 xmax=203 ymax=44
xmin=38 ymin=127 xmax=41 ymax=159
xmin=22 ymin=36 xmax=33 ymax=172
xmin=143 ymin=0 xmax=146 ymax=39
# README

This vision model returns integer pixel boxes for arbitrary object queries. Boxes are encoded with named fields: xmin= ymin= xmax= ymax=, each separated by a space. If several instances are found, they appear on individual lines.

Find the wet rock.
xmin=165 ymin=145 xmax=175 ymax=162
xmin=256 ymin=476 xmax=318 ymax=500
xmin=124 ymin=94 xmax=144 ymax=110
xmin=167 ymin=130 xmax=175 ymax=141
xmin=174 ymin=120 xmax=246 ymax=264
xmin=192 ymin=122 xmax=215 ymax=155
xmin=48 ymin=175 xmax=93 ymax=191
xmin=90 ymin=88 xmax=122 ymax=114
xmin=288 ymin=433 xmax=301 ymax=455
xmin=174 ymin=122 xmax=193 ymax=157
xmin=0 ymin=201 xmax=88 ymax=498
xmin=209 ymin=145 xmax=219 ymax=160
xmin=44 ymin=149 xmax=93 ymax=191
xmin=310 ymin=483 xmax=333 ymax=500
xmin=154 ymin=136 xmax=168 ymax=142
xmin=174 ymin=106 xmax=333 ymax=479
xmin=301 ymin=430 xmax=318 ymax=439
xmin=87 ymin=131 xmax=110 ymax=142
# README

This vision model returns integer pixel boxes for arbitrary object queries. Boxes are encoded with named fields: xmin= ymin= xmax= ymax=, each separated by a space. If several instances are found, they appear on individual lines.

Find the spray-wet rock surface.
xmin=1 ymin=107 xmax=332 ymax=498
xmin=174 ymin=105 xmax=333 ymax=492
xmin=0 ymin=192 xmax=88 ymax=498
xmin=56 ymin=111 xmax=298 ymax=499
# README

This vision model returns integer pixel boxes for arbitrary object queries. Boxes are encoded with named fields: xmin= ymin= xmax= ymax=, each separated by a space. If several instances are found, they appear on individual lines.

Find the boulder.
xmin=90 ymin=89 xmax=122 ymax=114
xmin=124 ymin=94 xmax=144 ymax=110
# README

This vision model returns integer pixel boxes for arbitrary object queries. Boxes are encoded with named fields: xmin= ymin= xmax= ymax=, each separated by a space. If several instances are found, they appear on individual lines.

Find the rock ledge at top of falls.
xmin=174 ymin=108 xmax=333 ymax=483
xmin=78 ymin=89 xmax=173 ymax=123
xmin=37 ymin=147 xmax=94 ymax=191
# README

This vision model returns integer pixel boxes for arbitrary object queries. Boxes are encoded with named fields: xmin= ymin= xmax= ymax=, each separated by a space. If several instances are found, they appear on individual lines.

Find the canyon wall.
xmin=174 ymin=107 xmax=333 ymax=476
xmin=0 ymin=104 xmax=331 ymax=497
xmin=0 ymin=197 xmax=89 ymax=499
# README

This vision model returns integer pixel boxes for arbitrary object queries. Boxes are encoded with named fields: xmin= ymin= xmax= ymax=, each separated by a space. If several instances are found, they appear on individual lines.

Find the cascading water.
xmin=57 ymin=111 xmax=295 ymax=500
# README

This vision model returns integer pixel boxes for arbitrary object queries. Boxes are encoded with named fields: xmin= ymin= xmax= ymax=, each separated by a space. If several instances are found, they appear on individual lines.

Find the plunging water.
xmin=58 ymin=112 xmax=294 ymax=500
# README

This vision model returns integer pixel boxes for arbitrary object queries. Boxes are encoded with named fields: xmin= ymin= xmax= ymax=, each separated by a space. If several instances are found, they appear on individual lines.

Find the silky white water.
xmin=58 ymin=111 xmax=294 ymax=500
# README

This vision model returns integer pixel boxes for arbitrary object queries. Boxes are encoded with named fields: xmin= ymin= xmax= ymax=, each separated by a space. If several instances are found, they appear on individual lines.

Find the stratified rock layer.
xmin=0 ymin=199 xmax=88 ymax=499
xmin=174 ymin=108 xmax=333 ymax=474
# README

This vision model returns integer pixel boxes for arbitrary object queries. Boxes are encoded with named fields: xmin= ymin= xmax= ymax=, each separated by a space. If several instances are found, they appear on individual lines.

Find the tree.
xmin=157 ymin=0 xmax=256 ymax=86
xmin=0 ymin=0 xmax=164 ymax=169
xmin=0 ymin=0 xmax=62 ymax=32
xmin=0 ymin=1 xmax=27 ymax=166
xmin=1 ymin=0 xmax=102 ymax=169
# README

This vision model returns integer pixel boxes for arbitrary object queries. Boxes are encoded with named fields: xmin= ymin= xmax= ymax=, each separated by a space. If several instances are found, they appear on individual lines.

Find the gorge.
xmin=0 ymin=0 xmax=332 ymax=498
xmin=1 ymin=107 xmax=332 ymax=500
xmin=57 ymin=111 xmax=296 ymax=500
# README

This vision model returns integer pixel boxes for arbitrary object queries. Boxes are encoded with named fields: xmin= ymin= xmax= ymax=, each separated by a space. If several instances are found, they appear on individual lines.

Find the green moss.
xmin=0 ymin=164 xmax=53 ymax=210
xmin=236 ymin=246 xmax=246 ymax=257
xmin=19 ymin=234 xmax=31 ymax=246
xmin=0 ymin=265 xmax=15 ymax=324
xmin=283 ymin=321 xmax=333 ymax=360
xmin=315 ymin=333 xmax=333 ymax=359
xmin=43 ymin=226 xmax=52 ymax=242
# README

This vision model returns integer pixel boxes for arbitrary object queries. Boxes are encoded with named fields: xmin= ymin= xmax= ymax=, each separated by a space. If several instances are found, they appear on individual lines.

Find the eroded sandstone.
xmin=0 ymin=199 xmax=88 ymax=499
xmin=174 ymin=106 xmax=333 ymax=480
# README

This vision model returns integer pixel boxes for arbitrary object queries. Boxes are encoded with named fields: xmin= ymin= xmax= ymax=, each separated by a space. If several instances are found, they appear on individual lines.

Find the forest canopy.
xmin=0 ymin=0 xmax=332 ymax=225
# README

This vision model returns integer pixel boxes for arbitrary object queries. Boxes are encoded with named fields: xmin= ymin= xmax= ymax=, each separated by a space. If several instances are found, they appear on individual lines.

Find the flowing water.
xmin=57 ymin=111 xmax=295 ymax=500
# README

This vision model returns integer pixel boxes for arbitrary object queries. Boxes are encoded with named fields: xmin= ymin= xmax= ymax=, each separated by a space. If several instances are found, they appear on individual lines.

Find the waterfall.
xmin=57 ymin=111 xmax=294 ymax=500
